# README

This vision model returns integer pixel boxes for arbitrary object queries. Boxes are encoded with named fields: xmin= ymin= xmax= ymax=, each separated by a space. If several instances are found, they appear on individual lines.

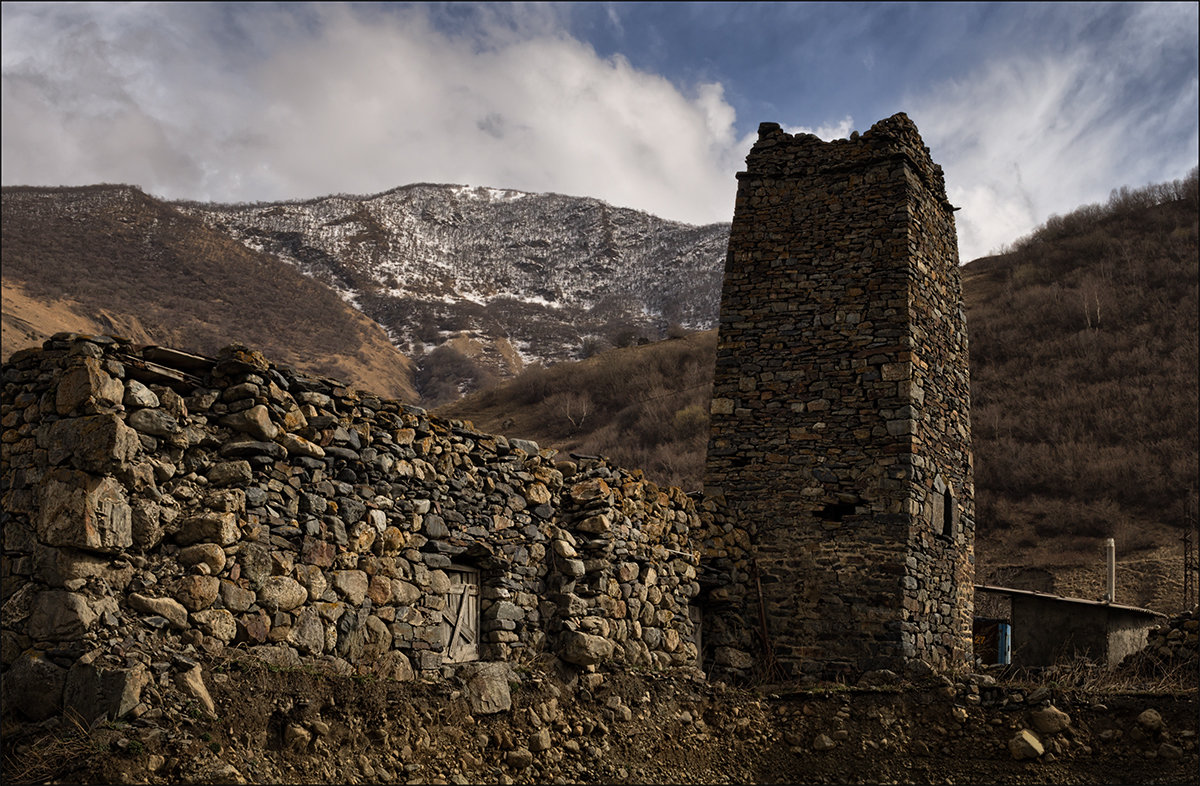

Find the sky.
xmin=2 ymin=2 xmax=1197 ymax=261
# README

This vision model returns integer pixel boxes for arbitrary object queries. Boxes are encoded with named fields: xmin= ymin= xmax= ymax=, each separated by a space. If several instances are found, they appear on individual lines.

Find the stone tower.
xmin=704 ymin=114 xmax=974 ymax=676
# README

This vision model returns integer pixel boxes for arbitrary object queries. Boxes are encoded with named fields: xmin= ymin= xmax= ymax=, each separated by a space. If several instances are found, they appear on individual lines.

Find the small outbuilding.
xmin=973 ymin=584 xmax=1165 ymax=667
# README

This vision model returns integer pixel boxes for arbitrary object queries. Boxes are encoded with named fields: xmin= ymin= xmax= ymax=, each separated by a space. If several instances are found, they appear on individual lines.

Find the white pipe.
xmin=1105 ymin=538 xmax=1116 ymax=603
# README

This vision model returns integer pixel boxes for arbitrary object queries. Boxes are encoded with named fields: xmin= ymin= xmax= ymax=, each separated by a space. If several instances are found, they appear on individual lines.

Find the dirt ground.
xmin=3 ymin=648 xmax=1197 ymax=786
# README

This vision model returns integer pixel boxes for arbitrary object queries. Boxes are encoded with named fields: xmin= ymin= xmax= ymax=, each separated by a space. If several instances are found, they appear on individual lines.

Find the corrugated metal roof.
xmin=973 ymin=584 xmax=1164 ymax=618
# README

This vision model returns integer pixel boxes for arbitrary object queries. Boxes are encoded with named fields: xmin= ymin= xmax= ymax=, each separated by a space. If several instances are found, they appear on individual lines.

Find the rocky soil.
xmin=4 ymin=646 xmax=1197 ymax=785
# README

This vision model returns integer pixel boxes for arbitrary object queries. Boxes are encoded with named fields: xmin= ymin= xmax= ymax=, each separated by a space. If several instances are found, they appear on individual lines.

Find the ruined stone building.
xmin=1 ymin=339 xmax=702 ymax=723
xmin=703 ymin=113 xmax=975 ymax=677
xmin=0 ymin=114 xmax=975 ymax=727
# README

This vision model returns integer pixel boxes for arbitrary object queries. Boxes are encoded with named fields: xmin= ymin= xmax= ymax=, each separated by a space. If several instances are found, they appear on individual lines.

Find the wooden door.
xmin=442 ymin=567 xmax=480 ymax=663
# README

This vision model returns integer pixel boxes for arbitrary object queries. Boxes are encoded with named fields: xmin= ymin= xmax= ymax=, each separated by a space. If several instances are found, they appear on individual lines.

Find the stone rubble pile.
xmin=1 ymin=333 xmax=702 ymax=726
xmin=1123 ymin=605 xmax=1199 ymax=669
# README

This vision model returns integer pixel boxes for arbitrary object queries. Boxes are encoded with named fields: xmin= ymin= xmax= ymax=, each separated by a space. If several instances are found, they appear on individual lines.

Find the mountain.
xmin=176 ymin=184 xmax=729 ymax=402
xmin=441 ymin=171 xmax=1200 ymax=613
xmin=1 ymin=185 xmax=416 ymax=401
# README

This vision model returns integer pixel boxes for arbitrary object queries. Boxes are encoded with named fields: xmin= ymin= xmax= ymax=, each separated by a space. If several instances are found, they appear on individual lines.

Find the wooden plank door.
xmin=443 ymin=567 xmax=480 ymax=663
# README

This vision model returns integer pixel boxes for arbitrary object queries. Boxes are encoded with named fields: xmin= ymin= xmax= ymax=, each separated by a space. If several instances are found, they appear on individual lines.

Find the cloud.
xmin=908 ymin=3 xmax=1199 ymax=259
xmin=3 ymin=2 xmax=1195 ymax=263
xmin=1 ymin=3 xmax=741 ymax=225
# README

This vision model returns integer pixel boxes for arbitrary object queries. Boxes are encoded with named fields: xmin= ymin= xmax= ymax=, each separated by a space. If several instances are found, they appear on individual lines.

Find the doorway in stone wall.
xmin=441 ymin=565 xmax=481 ymax=663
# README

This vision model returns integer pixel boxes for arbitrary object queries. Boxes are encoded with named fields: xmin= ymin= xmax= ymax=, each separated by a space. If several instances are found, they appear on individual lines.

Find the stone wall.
xmin=1 ymin=334 xmax=700 ymax=723
xmin=703 ymin=113 xmax=975 ymax=678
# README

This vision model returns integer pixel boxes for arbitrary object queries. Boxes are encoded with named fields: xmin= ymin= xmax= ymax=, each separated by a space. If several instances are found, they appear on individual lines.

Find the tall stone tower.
xmin=704 ymin=114 xmax=974 ymax=676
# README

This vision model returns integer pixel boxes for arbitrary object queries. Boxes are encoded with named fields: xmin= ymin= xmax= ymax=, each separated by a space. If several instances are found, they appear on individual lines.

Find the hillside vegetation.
xmin=965 ymin=172 xmax=1198 ymax=565
xmin=442 ymin=170 xmax=1200 ymax=606
xmin=440 ymin=328 xmax=717 ymax=488
xmin=1 ymin=185 xmax=416 ymax=400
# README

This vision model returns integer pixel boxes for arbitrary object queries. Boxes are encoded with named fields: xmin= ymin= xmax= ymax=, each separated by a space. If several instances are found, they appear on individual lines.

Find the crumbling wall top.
xmin=742 ymin=112 xmax=951 ymax=208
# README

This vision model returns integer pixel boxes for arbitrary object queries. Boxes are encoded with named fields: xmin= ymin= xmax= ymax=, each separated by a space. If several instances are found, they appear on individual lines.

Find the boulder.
xmin=331 ymin=570 xmax=369 ymax=605
xmin=813 ymin=733 xmax=837 ymax=751
xmin=1031 ymin=705 xmax=1071 ymax=735
xmin=374 ymin=650 xmax=415 ymax=682
xmin=458 ymin=661 xmax=514 ymax=714
xmin=192 ymin=609 xmax=237 ymax=642
xmin=64 ymin=650 xmax=150 ymax=724
xmin=287 ymin=608 xmax=327 ymax=655
xmin=1136 ymin=708 xmax=1164 ymax=733
xmin=123 ymin=379 xmax=160 ymax=408
xmin=1008 ymin=729 xmax=1044 ymax=760
xmin=277 ymin=432 xmax=325 ymax=458
xmin=175 ymin=664 xmax=216 ymax=718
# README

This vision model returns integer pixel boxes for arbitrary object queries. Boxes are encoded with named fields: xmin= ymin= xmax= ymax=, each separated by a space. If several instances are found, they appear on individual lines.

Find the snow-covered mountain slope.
xmin=178 ymin=184 xmax=730 ymax=374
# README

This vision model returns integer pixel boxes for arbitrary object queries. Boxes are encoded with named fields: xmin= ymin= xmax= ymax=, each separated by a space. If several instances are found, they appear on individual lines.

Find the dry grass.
xmin=1002 ymin=654 xmax=1199 ymax=696
xmin=1 ymin=711 xmax=102 ymax=785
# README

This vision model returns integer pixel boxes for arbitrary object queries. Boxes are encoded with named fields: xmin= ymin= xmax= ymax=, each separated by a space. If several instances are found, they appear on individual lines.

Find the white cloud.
xmin=1 ymin=3 xmax=741 ymax=225
xmin=3 ymin=2 xmax=1195 ymax=264
xmin=909 ymin=4 xmax=1199 ymax=260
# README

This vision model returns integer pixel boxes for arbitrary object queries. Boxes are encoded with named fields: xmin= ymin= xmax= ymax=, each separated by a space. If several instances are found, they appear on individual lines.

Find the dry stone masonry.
xmin=1 ymin=334 xmax=701 ymax=724
xmin=3 ymin=114 xmax=979 ymax=730
xmin=703 ymin=113 xmax=975 ymax=678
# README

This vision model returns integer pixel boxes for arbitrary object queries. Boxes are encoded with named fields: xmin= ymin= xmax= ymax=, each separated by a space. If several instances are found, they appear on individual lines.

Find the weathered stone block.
xmin=175 ymin=575 xmax=220 ymax=611
xmin=1008 ymin=729 xmax=1044 ymax=760
xmin=55 ymin=358 xmax=124 ymax=415
xmin=2 ymin=649 xmax=67 ymax=721
xmin=219 ymin=580 xmax=256 ymax=613
xmin=1031 ymin=705 xmax=1071 ymax=735
xmin=175 ymin=512 xmax=239 ymax=546
xmin=179 ymin=543 xmax=227 ymax=574
xmin=220 ymin=404 xmax=279 ymax=441
xmin=28 ymin=590 xmax=98 ymax=641
xmin=130 ymin=498 xmax=164 ymax=550
xmin=207 ymin=460 xmax=252 ymax=487
xmin=559 ymin=630 xmax=614 ymax=666
xmin=64 ymin=649 xmax=151 ymax=724
xmin=128 ymin=592 xmax=189 ymax=629
xmin=576 ymin=514 xmax=611 ymax=535
xmin=127 ymin=408 xmax=180 ymax=437
xmin=257 ymin=576 xmax=308 ymax=612
xmin=38 ymin=468 xmax=131 ymax=554
xmin=44 ymin=414 xmax=139 ymax=471
xmin=331 ymin=570 xmax=369 ymax=605
xmin=192 ymin=609 xmax=237 ymax=642
xmin=238 ymin=542 xmax=273 ymax=589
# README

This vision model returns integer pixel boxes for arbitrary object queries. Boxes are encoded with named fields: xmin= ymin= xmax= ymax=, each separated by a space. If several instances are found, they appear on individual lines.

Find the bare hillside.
xmin=1 ymin=185 xmax=416 ymax=401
